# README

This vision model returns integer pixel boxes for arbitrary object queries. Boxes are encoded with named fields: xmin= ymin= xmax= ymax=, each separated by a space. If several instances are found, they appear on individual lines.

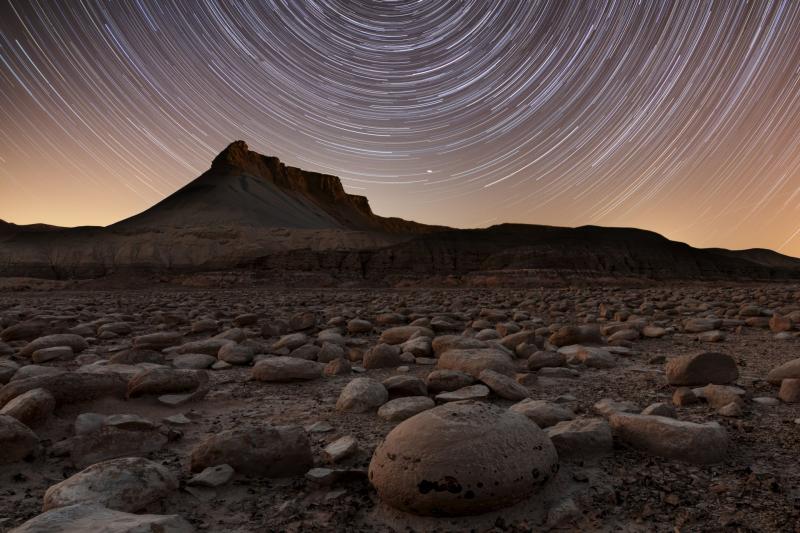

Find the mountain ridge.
xmin=1 ymin=142 xmax=799 ymax=284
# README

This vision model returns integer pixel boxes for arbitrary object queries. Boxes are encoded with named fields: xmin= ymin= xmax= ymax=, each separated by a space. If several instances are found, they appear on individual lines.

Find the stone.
xmin=642 ymin=326 xmax=667 ymax=338
xmin=368 ymin=401 xmax=558 ymax=516
xmin=766 ymin=358 xmax=800 ymax=385
xmin=770 ymin=313 xmax=793 ymax=333
xmin=683 ymin=318 xmax=722 ymax=333
xmin=608 ymin=329 xmax=639 ymax=342
xmin=0 ymin=388 xmax=55 ymax=427
xmin=527 ymin=351 xmax=566 ymax=370
xmin=778 ymin=378 xmax=800 ymax=403
xmin=382 ymin=375 xmax=427 ymax=398
xmin=217 ymin=343 xmax=254 ymax=365
xmin=272 ymin=333 xmax=309 ymax=351
xmin=545 ymin=418 xmax=612 ymax=459
xmin=67 ymin=428 xmax=169 ymax=468
xmin=127 ymin=368 xmax=204 ymax=398
xmin=363 ymin=343 xmax=402 ymax=369
xmin=109 ymin=348 xmax=164 ymax=365
xmin=753 ymin=396 xmax=780 ymax=406
xmin=696 ymin=384 xmax=745 ymax=409
xmin=593 ymin=398 xmax=639 ymax=417
xmin=317 ymin=342 xmax=345 ymax=363
xmin=190 ymin=425 xmax=312 ymax=477
xmin=347 ymin=319 xmax=373 ymax=334
xmin=289 ymin=344 xmax=320 ymax=360
xmin=379 ymin=326 xmax=433 ymax=345
xmin=251 ymin=357 xmax=323 ymax=382
xmin=609 ymin=412 xmax=728 ymax=464
xmin=335 ymin=378 xmax=388 ymax=413
xmin=436 ymin=348 xmax=516 ymax=378
xmin=31 ymin=346 xmax=74 ymax=363
xmin=377 ymin=396 xmax=435 ymax=422
xmin=575 ymin=346 xmax=616 ymax=369
xmin=672 ymin=387 xmax=698 ymax=406
xmin=188 ymin=464 xmax=235 ymax=487
xmin=718 ymin=401 xmax=743 ymax=417
xmin=665 ymin=352 xmax=738 ymax=386
xmin=172 ymin=353 xmax=216 ymax=369
xmin=324 ymin=357 xmax=351 ymax=376
xmin=548 ymin=325 xmax=602 ymax=347
xmin=0 ymin=414 xmax=38 ymax=464
xmin=478 ymin=369 xmax=530 ymax=400
xmin=425 ymin=369 xmax=474 ymax=393
xmin=510 ymin=399 xmax=575 ymax=428
xmin=133 ymin=331 xmax=183 ymax=350
xmin=289 ymin=311 xmax=316 ymax=331
xmin=431 ymin=335 xmax=489 ymax=356
xmin=697 ymin=330 xmax=726 ymax=342
xmin=9 ymin=503 xmax=193 ymax=533
xmin=323 ymin=435 xmax=358 ymax=463
xmin=174 ymin=339 xmax=233 ymax=356
xmin=0 ymin=372 xmax=127 ymax=408
xmin=641 ymin=402 xmax=676 ymax=417
xmin=43 ymin=457 xmax=178 ymax=512
xmin=20 ymin=334 xmax=88 ymax=358
xmin=435 ymin=384 xmax=490 ymax=403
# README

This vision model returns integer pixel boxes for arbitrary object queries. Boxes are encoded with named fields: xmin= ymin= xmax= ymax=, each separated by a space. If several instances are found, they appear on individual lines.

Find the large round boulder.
xmin=368 ymin=401 xmax=558 ymax=516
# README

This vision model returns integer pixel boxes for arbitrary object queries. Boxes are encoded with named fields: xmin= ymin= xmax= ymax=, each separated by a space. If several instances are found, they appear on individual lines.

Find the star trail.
xmin=2 ymin=0 xmax=800 ymax=255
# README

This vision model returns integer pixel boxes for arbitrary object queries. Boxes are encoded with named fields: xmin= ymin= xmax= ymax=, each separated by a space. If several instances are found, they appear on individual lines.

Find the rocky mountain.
xmin=114 ymin=141 xmax=438 ymax=234
xmin=1 ymin=142 xmax=799 ymax=284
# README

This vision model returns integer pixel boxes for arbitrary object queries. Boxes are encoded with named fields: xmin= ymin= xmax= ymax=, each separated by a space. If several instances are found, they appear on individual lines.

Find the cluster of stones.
xmin=0 ymin=285 xmax=798 ymax=529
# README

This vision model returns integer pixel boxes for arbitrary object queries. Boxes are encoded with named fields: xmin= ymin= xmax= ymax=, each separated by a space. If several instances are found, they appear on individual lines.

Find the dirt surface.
xmin=1 ymin=285 xmax=799 ymax=532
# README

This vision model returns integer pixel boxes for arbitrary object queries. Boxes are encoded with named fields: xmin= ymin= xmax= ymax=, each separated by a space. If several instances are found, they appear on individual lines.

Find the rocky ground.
xmin=0 ymin=285 xmax=799 ymax=532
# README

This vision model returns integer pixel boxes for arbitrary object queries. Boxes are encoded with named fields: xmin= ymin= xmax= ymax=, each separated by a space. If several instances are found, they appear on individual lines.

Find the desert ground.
xmin=1 ymin=284 xmax=799 ymax=532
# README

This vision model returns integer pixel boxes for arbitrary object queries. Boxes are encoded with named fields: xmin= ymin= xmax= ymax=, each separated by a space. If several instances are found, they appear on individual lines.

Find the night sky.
xmin=2 ymin=1 xmax=800 ymax=256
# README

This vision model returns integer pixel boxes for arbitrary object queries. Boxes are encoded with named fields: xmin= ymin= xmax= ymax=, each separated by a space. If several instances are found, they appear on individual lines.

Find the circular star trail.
xmin=2 ymin=0 xmax=800 ymax=255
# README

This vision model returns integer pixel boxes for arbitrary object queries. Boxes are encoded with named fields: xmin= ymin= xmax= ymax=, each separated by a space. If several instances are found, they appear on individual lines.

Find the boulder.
xmin=379 ymin=326 xmax=434 ymax=345
xmin=545 ymin=418 xmax=613 ymax=459
xmin=0 ymin=372 xmax=127 ymax=408
xmin=0 ymin=387 xmax=55 ymax=426
xmin=10 ymin=503 xmax=193 ymax=533
xmin=0 ymin=413 xmax=38 ymax=464
xmin=335 ymin=378 xmax=388 ymax=413
xmin=382 ymin=375 xmax=427 ymax=398
xmin=43 ymin=457 xmax=178 ymax=512
xmin=363 ymin=343 xmax=402 ymax=369
xmin=609 ymin=412 xmax=728 ymax=464
xmin=425 ymin=370 xmax=474 ymax=393
xmin=436 ymin=348 xmax=516 ymax=378
xmin=127 ymin=368 xmax=204 ymax=398
xmin=478 ymin=369 xmax=530 ymax=400
xmin=20 ymin=334 xmax=88 ymax=358
xmin=133 ymin=331 xmax=183 ymax=350
xmin=665 ymin=352 xmax=738 ymax=386
xmin=548 ymin=325 xmax=602 ymax=347
xmin=251 ymin=357 xmax=323 ymax=382
xmin=368 ymin=401 xmax=558 ymax=516
xmin=377 ymin=396 xmax=435 ymax=422
xmin=528 ymin=351 xmax=566 ymax=371
xmin=190 ymin=425 xmax=312 ymax=477
xmin=766 ymin=358 xmax=800 ymax=385
xmin=435 ymin=384 xmax=491 ymax=403
xmin=510 ymin=399 xmax=575 ymax=428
